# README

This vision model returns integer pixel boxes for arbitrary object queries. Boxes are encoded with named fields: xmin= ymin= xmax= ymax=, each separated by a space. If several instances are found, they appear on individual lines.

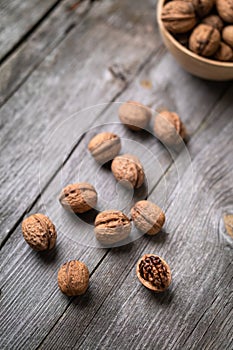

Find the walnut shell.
xmin=161 ymin=1 xmax=197 ymax=34
xmin=88 ymin=132 xmax=121 ymax=164
xmin=222 ymin=26 xmax=233 ymax=48
xmin=131 ymin=200 xmax=165 ymax=235
xmin=59 ymin=182 xmax=97 ymax=213
xmin=189 ymin=24 xmax=221 ymax=57
xmin=22 ymin=213 xmax=57 ymax=251
xmin=179 ymin=0 xmax=214 ymax=17
xmin=118 ymin=101 xmax=151 ymax=131
xmin=216 ymin=0 xmax=233 ymax=23
xmin=94 ymin=210 xmax=131 ymax=244
xmin=202 ymin=15 xmax=224 ymax=32
xmin=58 ymin=260 xmax=89 ymax=296
xmin=154 ymin=110 xmax=186 ymax=146
xmin=111 ymin=154 xmax=145 ymax=189
xmin=136 ymin=254 xmax=172 ymax=292
xmin=214 ymin=41 xmax=233 ymax=61
xmin=192 ymin=0 xmax=214 ymax=17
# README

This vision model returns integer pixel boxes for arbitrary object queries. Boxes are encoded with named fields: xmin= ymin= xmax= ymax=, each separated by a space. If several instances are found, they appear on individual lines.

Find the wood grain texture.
xmin=0 ymin=0 xmax=92 ymax=106
xmin=38 ymin=99 xmax=233 ymax=350
xmin=1 ymin=0 xmax=233 ymax=349
xmin=1 ymin=72 xmax=232 ymax=350
xmin=0 ymin=0 xmax=158 ymax=246
xmin=0 ymin=0 xmax=60 ymax=61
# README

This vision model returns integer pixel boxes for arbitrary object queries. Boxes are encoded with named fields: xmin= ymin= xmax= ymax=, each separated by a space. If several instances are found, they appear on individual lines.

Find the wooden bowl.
xmin=157 ymin=0 xmax=233 ymax=81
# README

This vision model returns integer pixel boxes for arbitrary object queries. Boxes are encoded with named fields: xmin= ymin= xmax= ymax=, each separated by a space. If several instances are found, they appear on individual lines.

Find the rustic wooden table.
xmin=1 ymin=0 xmax=233 ymax=349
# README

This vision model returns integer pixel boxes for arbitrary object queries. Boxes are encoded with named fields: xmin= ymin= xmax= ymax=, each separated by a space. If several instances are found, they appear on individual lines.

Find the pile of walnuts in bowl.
xmin=161 ymin=0 xmax=233 ymax=61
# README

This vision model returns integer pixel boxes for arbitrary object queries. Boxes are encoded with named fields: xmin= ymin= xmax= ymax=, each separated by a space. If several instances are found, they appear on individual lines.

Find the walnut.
xmin=192 ymin=0 xmax=215 ymax=17
xmin=111 ymin=154 xmax=145 ymax=189
xmin=161 ymin=1 xmax=197 ymax=34
xmin=22 ymin=213 xmax=57 ymax=251
xmin=88 ymin=132 xmax=121 ymax=164
xmin=59 ymin=182 xmax=97 ymax=213
xmin=94 ymin=210 xmax=131 ymax=244
xmin=118 ymin=101 xmax=152 ymax=131
xmin=216 ymin=0 xmax=233 ymax=24
xmin=131 ymin=200 xmax=165 ymax=235
xmin=136 ymin=254 xmax=172 ymax=292
xmin=154 ymin=110 xmax=186 ymax=146
xmin=214 ymin=42 xmax=233 ymax=61
xmin=179 ymin=0 xmax=214 ymax=17
xmin=202 ymin=15 xmax=224 ymax=32
xmin=189 ymin=24 xmax=221 ymax=57
xmin=58 ymin=260 xmax=89 ymax=296
xmin=222 ymin=26 xmax=233 ymax=48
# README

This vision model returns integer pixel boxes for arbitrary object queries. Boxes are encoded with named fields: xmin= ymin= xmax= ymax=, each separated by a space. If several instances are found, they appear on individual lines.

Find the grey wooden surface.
xmin=0 ymin=0 xmax=232 ymax=349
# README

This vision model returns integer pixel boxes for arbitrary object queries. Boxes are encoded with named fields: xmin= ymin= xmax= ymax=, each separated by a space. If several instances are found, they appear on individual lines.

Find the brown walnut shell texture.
xmin=154 ymin=110 xmax=186 ymax=146
xmin=94 ymin=210 xmax=131 ymax=244
xmin=88 ymin=132 xmax=121 ymax=164
xmin=162 ymin=1 xmax=197 ymax=34
xmin=131 ymin=200 xmax=165 ymax=235
xmin=202 ymin=15 xmax=224 ymax=32
xmin=111 ymin=154 xmax=145 ymax=189
xmin=189 ymin=24 xmax=221 ymax=57
xmin=222 ymin=26 xmax=233 ymax=48
xmin=59 ymin=182 xmax=97 ymax=213
xmin=214 ymin=42 xmax=233 ymax=61
xmin=216 ymin=0 xmax=233 ymax=24
xmin=58 ymin=260 xmax=89 ymax=296
xmin=118 ymin=101 xmax=152 ymax=131
xmin=136 ymin=254 xmax=172 ymax=292
xmin=22 ymin=213 xmax=57 ymax=251
xmin=192 ymin=0 xmax=214 ymax=17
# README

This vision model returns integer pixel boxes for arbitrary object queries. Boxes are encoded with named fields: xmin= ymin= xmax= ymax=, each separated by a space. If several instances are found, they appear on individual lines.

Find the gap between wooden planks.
xmin=0 ymin=0 xmax=159 ymax=246
xmin=0 ymin=0 xmax=62 ymax=62
xmin=38 ymin=94 xmax=233 ymax=350
xmin=0 ymin=0 xmax=96 ymax=106
xmin=0 ymin=69 xmax=232 ymax=350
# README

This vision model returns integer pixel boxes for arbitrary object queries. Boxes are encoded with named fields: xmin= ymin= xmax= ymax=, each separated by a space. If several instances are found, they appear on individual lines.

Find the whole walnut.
xmin=58 ymin=260 xmax=89 ymax=296
xmin=161 ymin=1 xmax=197 ymax=34
xmin=214 ymin=42 xmax=233 ymax=61
xmin=202 ymin=15 xmax=224 ymax=32
xmin=22 ymin=213 xmax=57 ymax=251
xmin=131 ymin=200 xmax=165 ymax=235
xmin=118 ymin=101 xmax=151 ymax=131
xmin=59 ymin=182 xmax=97 ymax=213
xmin=111 ymin=154 xmax=145 ymax=189
xmin=94 ymin=210 xmax=131 ymax=244
xmin=216 ymin=0 xmax=233 ymax=23
xmin=179 ymin=0 xmax=214 ymax=17
xmin=222 ymin=26 xmax=233 ymax=48
xmin=154 ymin=110 xmax=186 ymax=146
xmin=192 ymin=0 xmax=214 ymax=17
xmin=189 ymin=24 xmax=221 ymax=57
xmin=88 ymin=132 xmax=121 ymax=164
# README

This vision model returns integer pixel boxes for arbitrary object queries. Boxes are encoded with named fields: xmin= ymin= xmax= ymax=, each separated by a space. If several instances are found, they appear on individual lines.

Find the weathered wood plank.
xmin=0 ymin=68 xmax=232 ymax=349
xmin=1 ymin=1 xmax=232 ymax=349
xmin=0 ymin=0 xmax=60 ymax=62
xmin=39 ymin=110 xmax=233 ymax=350
xmin=0 ymin=0 xmax=92 ymax=106
xmin=0 ymin=0 xmax=158 ymax=246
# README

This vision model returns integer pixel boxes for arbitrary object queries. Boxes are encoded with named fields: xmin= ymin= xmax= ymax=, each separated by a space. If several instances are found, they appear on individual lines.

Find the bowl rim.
xmin=157 ymin=0 xmax=233 ymax=68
